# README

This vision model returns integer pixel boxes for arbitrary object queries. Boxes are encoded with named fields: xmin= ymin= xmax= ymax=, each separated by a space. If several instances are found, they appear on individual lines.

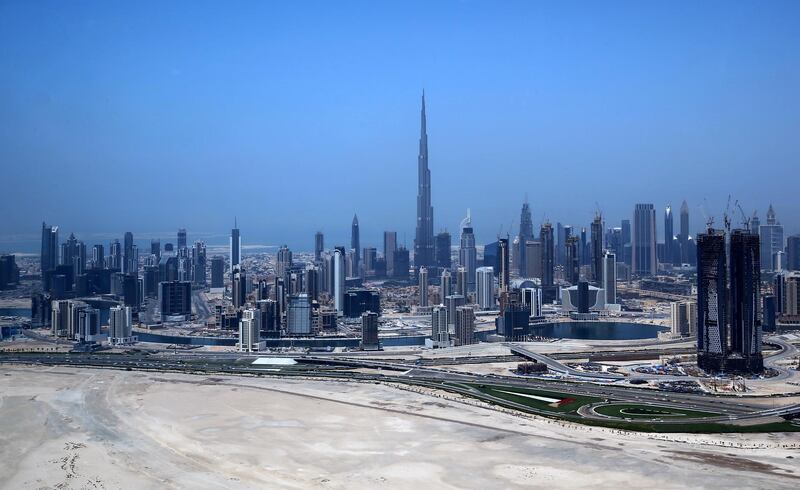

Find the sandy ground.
xmin=1 ymin=366 xmax=799 ymax=489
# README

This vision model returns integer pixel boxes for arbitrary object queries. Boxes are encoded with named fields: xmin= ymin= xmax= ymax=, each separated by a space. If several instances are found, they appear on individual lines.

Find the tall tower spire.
xmin=414 ymin=91 xmax=434 ymax=268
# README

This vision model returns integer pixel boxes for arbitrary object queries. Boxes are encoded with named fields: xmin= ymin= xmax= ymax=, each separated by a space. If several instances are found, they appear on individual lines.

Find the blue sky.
xmin=1 ymin=1 xmax=798 ymax=251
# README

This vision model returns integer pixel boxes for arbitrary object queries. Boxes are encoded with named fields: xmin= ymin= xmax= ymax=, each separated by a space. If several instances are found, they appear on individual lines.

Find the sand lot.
xmin=1 ymin=365 xmax=799 ymax=489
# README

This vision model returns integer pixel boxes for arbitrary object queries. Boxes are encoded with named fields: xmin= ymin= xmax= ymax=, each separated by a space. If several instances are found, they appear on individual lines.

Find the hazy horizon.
xmin=2 ymin=1 xmax=798 ymax=253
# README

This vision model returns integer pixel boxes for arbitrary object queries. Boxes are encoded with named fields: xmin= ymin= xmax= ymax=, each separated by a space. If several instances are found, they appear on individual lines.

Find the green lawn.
xmin=594 ymin=403 xmax=721 ymax=420
xmin=459 ymin=383 xmax=601 ymax=413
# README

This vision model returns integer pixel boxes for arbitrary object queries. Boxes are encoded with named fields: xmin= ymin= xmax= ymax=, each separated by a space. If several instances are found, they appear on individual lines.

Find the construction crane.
xmin=735 ymin=201 xmax=751 ymax=230
xmin=699 ymin=199 xmax=714 ymax=230
xmin=721 ymin=194 xmax=733 ymax=234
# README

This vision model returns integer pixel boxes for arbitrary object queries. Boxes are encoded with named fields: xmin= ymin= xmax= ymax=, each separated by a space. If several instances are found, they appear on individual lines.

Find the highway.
xmin=2 ymin=351 xmax=799 ymax=427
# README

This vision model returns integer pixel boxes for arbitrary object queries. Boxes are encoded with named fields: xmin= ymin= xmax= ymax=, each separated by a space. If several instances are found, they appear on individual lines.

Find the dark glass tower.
xmin=679 ymin=200 xmax=690 ymax=264
xmin=414 ymin=92 xmax=434 ymax=268
xmin=539 ymin=222 xmax=554 ymax=288
xmin=435 ymin=231 xmax=451 ymax=269
xmin=230 ymin=219 xmax=241 ymax=274
xmin=728 ymin=229 xmax=763 ymax=372
xmin=518 ymin=199 xmax=533 ymax=274
xmin=590 ymin=214 xmax=603 ymax=284
xmin=314 ymin=231 xmax=324 ymax=262
xmin=664 ymin=204 xmax=675 ymax=265
xmin=697 ymin=228 xmax=727 ymax=372
xmin=351 ymin=214 xmax=360 ymax=273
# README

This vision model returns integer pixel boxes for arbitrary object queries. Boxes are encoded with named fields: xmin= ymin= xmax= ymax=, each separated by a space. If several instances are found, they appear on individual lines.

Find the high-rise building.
xmin=383 ymin=231 xmax=397 ymax=277
xmin=621 ymin=218 xmax=632 ymax=266
xmin=728 ymin=229 xmax=763 ymax=372
xmin=518 ymin=199 xmax=533 ymax=274
xmin=230 ymin=219 xmax=241 ymax=273
xmin=150 ymin=239 xmax=161 ymax=261
xmin=159 ymin=281 xmax=192 ymax=319
xmin=440 ymin=269 xmax=451 ymax=300
xmin=759 ymin=204 xmax=784 ymax=271
xmin=454 ymin=306 xmax=475 ymax=346
xmin=697 ymin=228 xmax=727 ymax=371
xmin=445 ymin=294 xmax=466 ymax=327
xmin=177 ymin=228 xmax=187 ymax=249
xmin=435 ymin=231 xmax=452 ymax=269
xmin=333 ymin=247 xmax=345 ymax=313
xmin=476 ymin=266 xmax=495 ymax=310
xmin=458 ymin=210 xmax=477 ymax=291
xmin=664 ymin=204 xmax=675 ymax=265
xmin=565 ymin=235 xmax=580 ymax=284
xmin=679 ymin=200 xmax=690 ymax=265
xmin=314 ymin=231 xmax=324 ymax=262
xmin=393 ymin=247 xmax=410 ymax=281
xmin=633 ymin=203 xmax=657 ymax=276
xmin=351 ymin=214 xmax=360 ymax=273
xmin=109 ymin=239 xmax=122 ymax=270
xmin=498 ymin=237 xmax=510 ymax=292
xmin=0 ymin=255 xmax=19 ymax=290
xmin=590 ymin=214 xmax=603 ymax=283
xmin=192 ymin=241 xmax=207 ymax=286
xmin=287 ymin=293 xmax=312 ymax=335
xmin=787 ymin=235 xmax=800 ymax=271
xmin=91 ymin=244 xmax=105 ymax=269
xmin=697 ymin=227 xmax=763 ymax=374
xmin=418 ymin=267 xmax=429 ymax=307
xmin=524 ymin=241 xmax=542 ymax=279
xmin=540 ymin=222 xmax=554 ymax=287
xmin=360 ymin=311 xmax=380 ymax=350
xmin=109 ymin=305 xmax=134 ymax=345
xmin=276 ymin=245 xmax=293 ymax=278
xmin=456 ymin=266 xmax=467 ymax=297
xmin=210 ymin=256 xmax=225 ymax=288
xmin=363 ymin=247 xmax=377 ymax=277
xmin=239 ymin=308 xmax=261 ymax=352
xmin=232 ymin=269 xmax=247 ymax=309
xmin=603 ymin=251 xmax=617 ymax=305
xmin=670 ymin=301 xmax=696 ymax=337
xmin=430 ymin=306 xmax=449 ymax=346
xmin=413 ymin=92 xmax=435 ymax=268
xmin=40 ymin=222 xmax=59 ymax=274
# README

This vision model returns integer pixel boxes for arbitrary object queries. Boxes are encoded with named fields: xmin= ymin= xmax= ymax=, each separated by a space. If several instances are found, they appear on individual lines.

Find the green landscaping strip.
xmin=594 ymin=403 xmax=721 ymax=419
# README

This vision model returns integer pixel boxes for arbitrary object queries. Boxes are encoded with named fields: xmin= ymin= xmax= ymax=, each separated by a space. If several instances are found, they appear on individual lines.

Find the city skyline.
xmin=2 ymin=2 xmax=799 ymax=249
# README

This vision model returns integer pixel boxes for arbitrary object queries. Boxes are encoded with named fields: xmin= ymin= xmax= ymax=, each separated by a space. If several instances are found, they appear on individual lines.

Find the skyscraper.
xmin=435 ymin=231 xmax=452 ymax=269
xmin=565 ymin=235 xmax=580 ymax=284
xmin=314 ymin=231 xmax=324 ymax=262
xmin=418 ymin=267 xmax=429 ymax=307
xmin=413 ymin=92 xmax=434 ymax=268
xmin=177 ymin=229 xmax=187 ymax=249
xmin=192 ymin=241 xmax=207 ymax=286
xmin=351 ymin=214 xmax=360 ymax=273
xmin=787 ymin=235 xmax=800 ymax=271
xmin=239 ymin=308 xmax=261 ymax=352
xmin=210 ymin=256 xmax=225 ymax=288
xmin=759 ymin=204 xmax=784 ymax=271
xmin=679 ymin=200 xmax=690 ymax=264
xmin=123 ymin=231 xmax=134 ymax=274
xmin=360 ymin=311 xmax=380 ymax=350
xmin=664 ymin=204 xmax=675 ymax=265
xmin=524 ymin=241 xmax=542 ymax=279
xmin=729 ymin=229 xmax=763 ymax=372
xmin=518 ymin=198 xmax=533 ymax=274
xmin=454 ymin=306 xmax=475 ymax=346
xmin=383 ymin=231 xmax=397 ymax=277
xmin=498 ymin=237 xmax=510 ymax=292
xmin=333 ymin=246 xmax=345 ymax=313
xmin=458 ymin=210 xmax=477 ymax=291
xmin=230 ymin=219 xmax=241 ymax=273
xmin=40 ymin=222 xmax=58 ymax=273
xmin=590 ymin=214 xmax=603 ymax=284
xmin=633 ymin=203 xmax=657 ymax=276
xmin=697 ymin=228 xmax=727 ymax=372
xmin=476 ymin=266 xmax=495 ymax=310
xmin=603 ymin=251 xmax=617 ymax=305
xmin=540 ymin=222 xmax=554 ymax=287
xmin=276 ymin=245 xmax=292 ymax=278
xmin=440 ymin=268 xmax=451 ymax=299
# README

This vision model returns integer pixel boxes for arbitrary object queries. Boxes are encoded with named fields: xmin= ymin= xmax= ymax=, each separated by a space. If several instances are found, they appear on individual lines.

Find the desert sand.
xmin=1 ymin=365 xmax=798 ymax=489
